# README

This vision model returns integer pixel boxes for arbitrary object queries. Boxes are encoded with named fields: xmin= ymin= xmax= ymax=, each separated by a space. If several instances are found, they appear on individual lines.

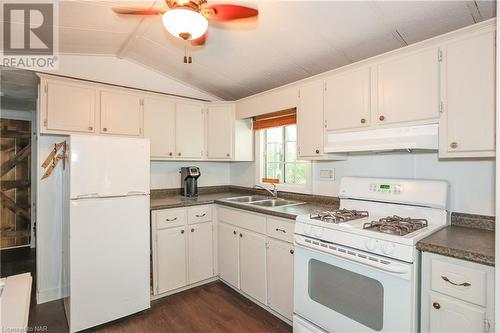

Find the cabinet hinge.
xmin=44 ymin=84 xmax=48 ymax=94
xmin=140 ymin=99 xmax=144 ymax=106
xmin=484 ymin=319 xmax=491 ymax=333
xmin=265 ymin=241 xmax=269 ymax=249
xmin=43 ymin=119 xmax=47 ymax=127
xmin=439 ymin=101 xmax=444 ymax=113
xmin=438 ymin=49 xmax=443 ymax=62
xmin=324 ymin=120 xmax=327 ymax=129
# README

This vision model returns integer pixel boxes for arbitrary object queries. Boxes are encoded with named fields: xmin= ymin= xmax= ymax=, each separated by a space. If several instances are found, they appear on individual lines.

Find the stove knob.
xmin=313 ymin=227 xmax=324 ymax=238
xmin=381 ymin=242 xmax=396 ymax=255
xmin=365 ymin=239 xmax=377 ymax=251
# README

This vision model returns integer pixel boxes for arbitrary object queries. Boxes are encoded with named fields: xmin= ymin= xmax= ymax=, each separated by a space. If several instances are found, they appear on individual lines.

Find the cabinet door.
xmin=297 ymin=80 xmax=325 ymax=157
xmin=377 ymin=48 xmax=440 ymax=125
xmin=175 ymin=102 xmax=205 ymax=159
xmin=188 ymin=222 xmax=214 ymax=284
xmin=44 ymin=80 xmax=97 ymax=133
xmin=324 ymin=67 xmax=371 ymax=131
xmin=239 ymin=230 xmax=267 ymax=304
xmin=267 ymin=238 xmax=294 ymax=320
xmin=100 ymin=90 xmax=143 ymax=136
xmin=143 ymin=96 xmax=176 ymax=158
xmin=429 ymin=293 xmax=486 ymax=333
xmin=155 ymin=226 xmax=187 ymax=294
xmin=439 ymin=31 xmax=495 ymax=158
xmin=207 ymin=105 xmax=234 ymax=159
xmin=218 ymin=222 xmax=239 ymax=288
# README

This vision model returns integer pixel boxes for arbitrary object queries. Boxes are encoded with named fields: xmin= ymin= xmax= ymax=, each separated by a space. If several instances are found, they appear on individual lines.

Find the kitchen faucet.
xmin=254 ymin=183 xmax=278 ymax=199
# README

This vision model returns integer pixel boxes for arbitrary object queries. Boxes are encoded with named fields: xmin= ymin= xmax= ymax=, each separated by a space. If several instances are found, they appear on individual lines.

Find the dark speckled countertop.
xmin=417 ymin=213 xmax=495 ymax=266
xmin=150 ymin=186 xmax=339 ymax=220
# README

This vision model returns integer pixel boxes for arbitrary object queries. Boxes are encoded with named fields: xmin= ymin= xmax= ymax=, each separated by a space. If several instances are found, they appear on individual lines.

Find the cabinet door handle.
xmin=88 ymin=126 xmax=93 ymax=131
xmin=360 ymin=118 xmax=366 ymax=124
xmin=239 ymin=233 xmax=243 ymax=238
xmin=233 ymin=230 xmax=237 ymax=235
xmin=191 ymin=228 xmax=194 ymax=232
xmin=290 ymin=249 xmax=294 ymax=254
xmin=102 ymin=127 xmax=108 ymax=132
xmin=379 ymin=115 xmax=385 ymax=121
xmin=178 ymin=152 xmax=181 ymax=156
xmin=432 ymin=302 xmax=440 ymax=310
xmin=275 ymin=228 xmax=286 ymax=233
xmin=450 ymin=142 xmax=458 ymax=149
xmin=165 ymin=217 xmax=177 ymax=222
xmin=169 ymin=152 xmax=173 ymax=156
xmin=441 ymin=275 xmax=471 ymax=287
xmin=226 ymin=153 xmax=230 ymax=157
xmin=195 ymin=213 xmax=206 ymax=218
xmin=315 ymin=149 xmax=320 ymax=154
xmin=180 ymin=229 xmax=185 ymax=234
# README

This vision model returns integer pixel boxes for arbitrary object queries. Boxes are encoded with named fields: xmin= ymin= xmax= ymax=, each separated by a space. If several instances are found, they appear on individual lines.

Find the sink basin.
xmin=250 ymin=199 xmax=304 ymax=207
xmin=225 ymin=195 xmax=271 ymax=203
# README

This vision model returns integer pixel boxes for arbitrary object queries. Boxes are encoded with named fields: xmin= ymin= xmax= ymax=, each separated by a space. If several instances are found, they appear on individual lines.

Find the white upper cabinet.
xmin=297 ymin=80 xmax=325 ymax=157
xmin=100 ymin=89 xmax=143 ymax=136
xmin=207 ymin=104 xmax=234 ymax=159
xmin=42 ymin=78 xmax=97 ymax=134
xmin=324 ymin=67 xmax=371 ymax=131
xmin=236 ymin=86 xmax=299 ymax=119
xmin=175 ymin=102 xmax=205 ymax=159
xmin=376 ymin=47 xmax=440 ymax=125
xmin=143 ymin=96 xmax=176 ymax=159
xmin=439 ymin=29 xmax=495 ymax=158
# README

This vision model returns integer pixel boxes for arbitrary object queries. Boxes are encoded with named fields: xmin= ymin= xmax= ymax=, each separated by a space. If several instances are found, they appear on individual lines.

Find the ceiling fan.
xmin=112 ymin=0 xmax=258 ymax=63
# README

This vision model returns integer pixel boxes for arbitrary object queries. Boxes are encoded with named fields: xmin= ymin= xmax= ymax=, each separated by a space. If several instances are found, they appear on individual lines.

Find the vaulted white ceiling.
xmin=1 ymin=1 xmax=496 ymax=100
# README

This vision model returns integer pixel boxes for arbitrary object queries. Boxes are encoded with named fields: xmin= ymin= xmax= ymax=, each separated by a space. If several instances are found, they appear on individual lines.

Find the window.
xmin=263 ymin=125 xmax=308 ymax=185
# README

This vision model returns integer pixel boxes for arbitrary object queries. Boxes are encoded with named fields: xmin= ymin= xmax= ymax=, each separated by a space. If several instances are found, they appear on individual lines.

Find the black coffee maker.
xmin=180 ymin=167 xmax=200 ymax=197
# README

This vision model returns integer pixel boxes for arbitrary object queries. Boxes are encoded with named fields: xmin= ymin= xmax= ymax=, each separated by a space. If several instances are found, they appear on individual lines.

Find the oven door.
xmin=294 ymin=236 xmax=417 ymax=333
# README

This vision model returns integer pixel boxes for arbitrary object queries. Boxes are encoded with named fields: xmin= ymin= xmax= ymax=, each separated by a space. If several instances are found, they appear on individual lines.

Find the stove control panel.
xmin=369 ymin=183 xmax=403 ymax=195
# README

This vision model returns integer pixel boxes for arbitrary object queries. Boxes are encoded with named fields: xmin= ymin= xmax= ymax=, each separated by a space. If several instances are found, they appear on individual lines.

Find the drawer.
xmin=431 ymin=258 xmax=487 ymax=306
xmin=217 ymin=207 xmax=266 ymax=234
xmin=266 ymin=217 xmax=294 ymax=243
xmin=154 ymin=208 xmax=187 ymax=229
xmin=187 ymin=205 xmax=212 ymax=224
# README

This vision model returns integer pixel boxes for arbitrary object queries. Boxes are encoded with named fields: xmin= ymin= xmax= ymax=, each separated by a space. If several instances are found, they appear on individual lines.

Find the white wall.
xmin=151 ymin=161 xmax=230 ymax=190
xmin=230 ymin=152 xmax=495 ymax=216
xmin=38 ymin=54 xmax=218 ymax=101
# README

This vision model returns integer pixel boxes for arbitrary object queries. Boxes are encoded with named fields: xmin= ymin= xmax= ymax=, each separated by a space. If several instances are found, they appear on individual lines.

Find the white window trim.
xmin=255 ymin=129 xmax=312 ymax=194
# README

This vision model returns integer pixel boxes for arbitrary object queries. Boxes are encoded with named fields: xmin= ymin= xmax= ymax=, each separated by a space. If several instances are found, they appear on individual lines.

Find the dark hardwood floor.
xmin=28 ymin=281 xmax=292 ymax=333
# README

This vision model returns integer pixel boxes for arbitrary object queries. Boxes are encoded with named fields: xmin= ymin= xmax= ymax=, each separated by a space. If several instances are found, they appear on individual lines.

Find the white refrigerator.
xmin=62 ymin=135 xmax=151 ymax=332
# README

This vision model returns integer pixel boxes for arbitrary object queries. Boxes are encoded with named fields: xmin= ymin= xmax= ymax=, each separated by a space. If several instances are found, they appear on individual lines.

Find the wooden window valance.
xmin=253 ymin=108 xmax=297 ymax=130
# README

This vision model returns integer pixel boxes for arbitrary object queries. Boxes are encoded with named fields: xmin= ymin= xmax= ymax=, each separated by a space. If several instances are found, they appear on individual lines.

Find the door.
xmin=429 ymin=293 xmax=486 ymax=333
xmin=218 ymin=222 xmax=239 ymax=288
xmin=207 ymin=105 xmax=234 ymax=159
xmin=188 ymin=222 xmax=214 ymax=284
xmin=267 ymin=238 xmax=294 ymax=320
xmin=44 ymin=79 xmax=96 ymax=133
xmin=377 ymin=47 xmax=440 ymax=125
xmin=294 ymin=243 xmax=414 ymax=333
xmin=155 ymin=225 xmax=187 ymax=294
xmin=175 ymin=102 xmax=205 ymax=159
xmin=324 ymin=67 xmax=371 ymax=131
xmin=297 ymin=80 xmax=325 ymax=157
xmin=143 ymin=96 xmax=176 ymax=158
xmin=440 ymin=30 xmax=495 ymax=158
xmin=100 ymin=90 xmax=143 ymax=136
xmin=239 ymin=229 xmax=267 ymax=304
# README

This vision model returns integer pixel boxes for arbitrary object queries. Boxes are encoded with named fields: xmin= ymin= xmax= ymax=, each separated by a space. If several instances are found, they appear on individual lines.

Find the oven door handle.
xmin=295 ymin=237 xmax=410 ymax=275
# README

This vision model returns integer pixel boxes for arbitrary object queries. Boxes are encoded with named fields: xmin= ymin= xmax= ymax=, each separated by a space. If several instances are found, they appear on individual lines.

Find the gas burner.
xmin=310 ymin=209 xmax=369 ymax=224
xmin=363 ymin=215 xmax=428 ymax=236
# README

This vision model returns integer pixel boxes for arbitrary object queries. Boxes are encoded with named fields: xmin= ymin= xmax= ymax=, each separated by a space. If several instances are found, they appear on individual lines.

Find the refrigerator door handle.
xmin=126 ymin=191 xmax=149 ymax=196
xmin=76 ymin=193 xmax=100 ymax=199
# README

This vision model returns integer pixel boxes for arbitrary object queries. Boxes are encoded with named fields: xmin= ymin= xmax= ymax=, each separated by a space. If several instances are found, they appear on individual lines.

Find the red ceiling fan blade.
xmin=191 ymin=33 xmax=207 ymax=46
xmin=201 ymin=4 xmax=258 ymax=21
xmin=112 ymin=7 xmax=166 ymax=15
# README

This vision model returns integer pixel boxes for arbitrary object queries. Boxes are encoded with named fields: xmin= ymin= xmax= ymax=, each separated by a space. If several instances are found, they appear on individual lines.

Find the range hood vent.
xmin=324 ymin=124 xmax=438 ymax=153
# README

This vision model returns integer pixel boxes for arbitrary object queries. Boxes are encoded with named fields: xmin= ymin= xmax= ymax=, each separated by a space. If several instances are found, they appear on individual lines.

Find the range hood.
xmin=324 ymin=124 xmax=438 ymax=153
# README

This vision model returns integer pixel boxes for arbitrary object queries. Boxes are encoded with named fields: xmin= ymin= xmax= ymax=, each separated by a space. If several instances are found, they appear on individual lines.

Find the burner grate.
xmin=310 ymin=209 xmax=369 ymax=224
xmin=363 ymin=215 xmax=428 ymax=236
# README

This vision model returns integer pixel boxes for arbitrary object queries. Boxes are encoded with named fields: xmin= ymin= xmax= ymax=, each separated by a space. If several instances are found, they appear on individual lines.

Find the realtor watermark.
xmin=1 ymin=0 xmax=59 ymax=70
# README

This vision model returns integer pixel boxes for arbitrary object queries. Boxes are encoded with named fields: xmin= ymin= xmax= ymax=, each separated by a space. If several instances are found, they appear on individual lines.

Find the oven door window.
xmin=308 ymin=259 xmax=384 ymax=331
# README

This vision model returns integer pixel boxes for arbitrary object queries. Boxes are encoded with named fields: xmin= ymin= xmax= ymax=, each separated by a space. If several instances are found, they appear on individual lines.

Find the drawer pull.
xmin=233 ymin=230 xmax=237 ymax=235
xmin=195 ymin=213 xmax=207 ymax=218
xmin=180 ymin=229 xmax=185 ymax=234
xmin=191 ymin=228 xmax=195 ymax=232
xmin=441 ymin=275 xmax=471 ymax=287
xmin=433 ymin=302 xmax=440 ymax=310
xmin=290 ymin=249 xmax=294 ymax=254
xmin=275 ymin=228 xmax=287 ymax=233
xmin=165 ymin=217 xmax=177 ymax=222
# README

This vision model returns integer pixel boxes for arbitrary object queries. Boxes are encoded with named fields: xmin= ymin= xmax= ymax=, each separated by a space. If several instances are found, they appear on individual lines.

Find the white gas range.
xmin=293 ymin=177 xmax=449 ymax=333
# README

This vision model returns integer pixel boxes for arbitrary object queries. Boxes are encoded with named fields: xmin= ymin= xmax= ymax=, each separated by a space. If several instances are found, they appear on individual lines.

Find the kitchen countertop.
xmin=417 ymin=225 xmax=495 ymax=266
xmin=150 ymin=188 xmax=339 ymax=220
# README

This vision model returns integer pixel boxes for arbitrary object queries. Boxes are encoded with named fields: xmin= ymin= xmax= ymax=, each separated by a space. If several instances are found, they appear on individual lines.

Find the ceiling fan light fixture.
xmin=162 ymin=8 xmax=208 ymax=40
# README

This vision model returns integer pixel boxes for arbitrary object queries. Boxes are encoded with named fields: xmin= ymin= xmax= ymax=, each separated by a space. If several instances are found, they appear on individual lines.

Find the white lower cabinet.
xmin=421 ymin=252 xmax=494 ymax=333
xmin=267 ymin=238 xmax=294 ymax=319
xmin=218 ymin=222 xmax=240 ymax=288
xmin=155 ymin=225 xmax=187 ymax=294
xmin=152 ymin=206 xmax=215 ymax=296
xmin=239 ymin=230 xmax=267 ymax=304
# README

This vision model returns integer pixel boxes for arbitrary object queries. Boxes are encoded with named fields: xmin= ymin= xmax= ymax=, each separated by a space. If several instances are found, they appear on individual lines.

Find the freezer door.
xmin=68 ymin=195 xmax=150 ymax=332
xmin=69 ymin=135 xmax=150 ymax=198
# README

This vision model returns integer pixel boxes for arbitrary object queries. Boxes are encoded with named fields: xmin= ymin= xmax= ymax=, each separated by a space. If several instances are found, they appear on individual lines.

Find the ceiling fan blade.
xmin=112 ymin=7 xmax=166 ymax=15
xmin=191 ymin=32 xmax=207 ymax=46
xmin=201 ymin=4 xmax=258 ymax=21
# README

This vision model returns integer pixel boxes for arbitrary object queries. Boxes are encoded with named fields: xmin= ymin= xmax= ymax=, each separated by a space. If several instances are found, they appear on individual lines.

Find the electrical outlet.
xmin=319 ymin=168 xmax=335 ymax=181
